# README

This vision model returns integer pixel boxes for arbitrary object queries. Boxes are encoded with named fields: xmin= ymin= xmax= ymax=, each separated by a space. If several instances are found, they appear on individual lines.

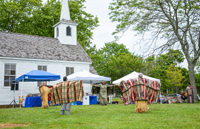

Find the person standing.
xmin=91 ymin=81 xmax=114 ymax=106
xmin=40 ymin=82 xmax=51 ymax=109
xmin=186 ymin=83 xmax=194 ymax=103
xmin=186 ymin=83 xmax=194 ymax=90
xmin=60 ymin=76 xmax=71 ymax=115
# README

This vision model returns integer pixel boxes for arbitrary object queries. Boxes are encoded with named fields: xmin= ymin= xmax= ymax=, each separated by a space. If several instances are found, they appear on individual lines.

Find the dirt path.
xmin=0 ymin=124 xmax=29 ymax=128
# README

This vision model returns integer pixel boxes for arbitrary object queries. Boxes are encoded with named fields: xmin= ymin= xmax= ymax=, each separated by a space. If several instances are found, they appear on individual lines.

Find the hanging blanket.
xmin=50 ymin=80 xmax=84 ymax=106
xmin=48 ymin=86 xmax=53 ymax=101
xmin=118 ymin=78 xmax=161 ymax=105
xmin=92 ymin=86 xmax=114 ymax=95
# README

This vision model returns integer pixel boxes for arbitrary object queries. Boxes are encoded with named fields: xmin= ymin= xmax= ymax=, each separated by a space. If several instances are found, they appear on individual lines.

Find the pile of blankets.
xmin=166 ymin=96 xmax=184 ymax=103
xmin=50 ymin=80 xmax=84 ymax=106
xmin=118 ymin=78 xmax=161 ymax=105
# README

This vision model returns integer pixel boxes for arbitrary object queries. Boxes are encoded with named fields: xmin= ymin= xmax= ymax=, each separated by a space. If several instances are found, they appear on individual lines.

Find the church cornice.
xmin=53 ymin=19 xmax=78 ymax=27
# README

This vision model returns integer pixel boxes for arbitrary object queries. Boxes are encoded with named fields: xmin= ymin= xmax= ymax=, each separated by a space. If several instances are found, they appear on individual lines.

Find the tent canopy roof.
xmin=113 ymin=71 xmax=161 ymax=85
xmin=67 ymin=70 xmax=111 ymax=83
xmin=15 ymin=70 xmax=61 ymax=82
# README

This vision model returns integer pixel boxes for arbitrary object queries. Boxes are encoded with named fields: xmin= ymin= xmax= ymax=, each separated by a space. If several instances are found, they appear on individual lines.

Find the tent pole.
xmin=20 ymin=78 xmax=24 ymax=109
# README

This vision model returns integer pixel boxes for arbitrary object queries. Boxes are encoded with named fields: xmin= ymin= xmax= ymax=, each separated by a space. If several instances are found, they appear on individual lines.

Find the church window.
xmin=66 ymin=26 xmax=71 ymax=36
xmin=57 ymin=27 xmax=59 ymax=37
xmin=4 ymin=63 xmax=16 ymax=87
xmin=37 ymin=65 xmax=47 ymax=86
xmin=66 ymin=67 xmax=74 ymax=76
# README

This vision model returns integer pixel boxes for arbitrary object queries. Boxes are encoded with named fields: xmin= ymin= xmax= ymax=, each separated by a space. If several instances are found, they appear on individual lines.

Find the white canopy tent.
xmin=113 ymin=71 xmax=161 ymax=85
xmin=67 ymin=70 xmax=111 ymax=83
xmin=67 ymin=70 xmax=111 ymax=94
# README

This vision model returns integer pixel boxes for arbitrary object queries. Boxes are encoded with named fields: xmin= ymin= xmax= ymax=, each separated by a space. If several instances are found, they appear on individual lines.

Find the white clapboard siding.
xmin=0 ymin=58 xmax=90 ymax=105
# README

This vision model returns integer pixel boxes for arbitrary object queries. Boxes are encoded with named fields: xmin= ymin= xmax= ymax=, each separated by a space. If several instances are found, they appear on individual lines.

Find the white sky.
xmin=43 ymin=0 xmax=188 ymax=69
xmin=84 ymin=0 xmax=188 ymax=69
xmin=84 ymin=0 xmax=138 ymax=53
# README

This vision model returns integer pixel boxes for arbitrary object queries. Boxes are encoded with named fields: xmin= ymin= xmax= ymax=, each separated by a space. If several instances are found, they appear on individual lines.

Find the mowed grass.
xmin=0 ymin=100 xmax=200 ymax=129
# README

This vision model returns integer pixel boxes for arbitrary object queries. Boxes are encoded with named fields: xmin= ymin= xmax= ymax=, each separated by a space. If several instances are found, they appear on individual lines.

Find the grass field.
xmin=0 ymin=99 xmax=200 ymax=129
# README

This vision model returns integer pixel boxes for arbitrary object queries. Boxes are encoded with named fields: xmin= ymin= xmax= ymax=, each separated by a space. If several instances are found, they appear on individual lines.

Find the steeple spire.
xmin=53 ymin=0 xmax=78 ymax=45
xmin=60 ymin=0 xmax=71 ymax=20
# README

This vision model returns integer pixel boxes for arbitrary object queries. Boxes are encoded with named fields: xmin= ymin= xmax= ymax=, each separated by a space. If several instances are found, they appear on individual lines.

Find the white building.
xmin=0 ymin=0 xmax=97 ymax=105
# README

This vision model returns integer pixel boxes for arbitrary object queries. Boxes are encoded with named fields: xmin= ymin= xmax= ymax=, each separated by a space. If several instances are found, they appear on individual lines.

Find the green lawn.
xmin=0 ymin=100 xmax=200 ymax=129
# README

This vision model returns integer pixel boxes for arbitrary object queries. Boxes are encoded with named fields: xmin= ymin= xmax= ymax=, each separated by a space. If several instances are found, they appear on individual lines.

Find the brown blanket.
xmin=50 ymin=80 xmax=84 ymax=106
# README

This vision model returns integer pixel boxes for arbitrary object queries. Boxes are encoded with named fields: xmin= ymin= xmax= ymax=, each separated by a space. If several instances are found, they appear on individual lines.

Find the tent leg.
xmin=20 ymin=79 xmax=24 ymax=109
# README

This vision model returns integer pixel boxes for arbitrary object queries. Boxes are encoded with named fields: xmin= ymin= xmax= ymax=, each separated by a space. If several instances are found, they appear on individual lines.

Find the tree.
xmin=0 ymin=0 xmax=99 ymax=51
xmin=91 ymin=42 xmax=131 ymax=76
xmin=157 ymin=49 xmax=184 ymax=67
xmin=0 ymin=0 xmax=42 ymax=32
xmin=104 ymin=53 xmax=145 ymax=94
xmin=165 ymin=64 xmax=185 ymax=94
xmin=109 ymin=0 xmax=200 ymax=101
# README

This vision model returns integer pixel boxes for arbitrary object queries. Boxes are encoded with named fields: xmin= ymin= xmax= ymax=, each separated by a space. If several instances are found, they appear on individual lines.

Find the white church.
xmin=0 ymin=0 xmax=97 ymax=105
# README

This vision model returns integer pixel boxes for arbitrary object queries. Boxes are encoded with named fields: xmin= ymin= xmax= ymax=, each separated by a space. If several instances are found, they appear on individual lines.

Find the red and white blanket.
xmin=50 ymin=80 xmax=84 ymax=106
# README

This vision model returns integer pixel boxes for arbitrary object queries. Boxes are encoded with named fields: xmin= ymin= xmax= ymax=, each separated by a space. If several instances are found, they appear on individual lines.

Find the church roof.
xmin=89 ymin=65 xmax=98 ymax=75
xmin=0 ymin=31 xmax=92 ymax=63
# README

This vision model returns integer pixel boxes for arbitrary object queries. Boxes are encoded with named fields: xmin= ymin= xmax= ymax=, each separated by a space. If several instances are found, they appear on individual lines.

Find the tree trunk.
xmin=177 ymin=86 xmax=180 ymax=93
xmin=188 ymin=64 xmax=198 ymax=101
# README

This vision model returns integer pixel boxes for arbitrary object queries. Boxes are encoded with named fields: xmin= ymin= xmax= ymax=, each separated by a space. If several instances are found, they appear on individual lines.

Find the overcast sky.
xmin=43 ymin=0 xmax=188 ymax=69
xmin=84 ymin=0 xmax=188 ymax=68
xmin=84 ymin=0 xmax=139 ymax=53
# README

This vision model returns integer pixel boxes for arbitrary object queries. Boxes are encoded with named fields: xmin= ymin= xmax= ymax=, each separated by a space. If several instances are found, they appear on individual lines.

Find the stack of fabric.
xmin=167 ymin=96 xmax=183 ymax=103
xmin=50 ymin=80 xmax=84 ymax=106
xmin=118 ymin=78 xmax=161 ymax=105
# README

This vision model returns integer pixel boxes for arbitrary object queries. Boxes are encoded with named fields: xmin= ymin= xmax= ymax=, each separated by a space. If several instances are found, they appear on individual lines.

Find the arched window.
xmin=66 ymin=26 xmax=71 ymax=36
xmin=57 ymin=27 xmax=59 ymax=37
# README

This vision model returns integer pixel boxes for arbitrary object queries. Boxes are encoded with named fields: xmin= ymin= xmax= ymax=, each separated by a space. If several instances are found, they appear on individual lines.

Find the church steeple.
xmin=53 ymin=0 xmax=78 ymax=45
xmin=60 ymin=0 xmax=71 ymax=20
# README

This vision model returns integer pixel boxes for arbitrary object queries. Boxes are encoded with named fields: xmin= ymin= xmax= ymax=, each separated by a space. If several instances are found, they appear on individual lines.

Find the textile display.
xmin=50 ymin=80 xmax=84 ymax=106
xmin=118 ymin=78 xmax=161 ymax=105
xmin=48 ymin=86 xmax=53 ymax=101
xmin=166 ymin=96 xmax=184 ymax=103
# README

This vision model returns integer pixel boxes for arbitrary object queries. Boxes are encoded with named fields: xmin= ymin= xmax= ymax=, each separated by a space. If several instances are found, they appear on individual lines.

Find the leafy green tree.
xmin=157 ymin=49 xmax=184 ymax=67
xmin=0 ymin=0 xmax=99 ymax=51
xmin=104 ymin=53 xmax=145 ymax=94
xmin=109 ymin=0 xmax=200 ymax=101
xmin=0 ymin=0 xmax=42 ymax=32
xmin=195 ymin=73 xmax=200 ymax=94
xmin=107 ymin=53 xmax=144 ymax=81
xmin=165 ymin=64 xmax=185 ymax=94
xmin=141 ymin=49 xmax=185 ymax=92
xmin=92 ymin=42 xmax=131 ymax=76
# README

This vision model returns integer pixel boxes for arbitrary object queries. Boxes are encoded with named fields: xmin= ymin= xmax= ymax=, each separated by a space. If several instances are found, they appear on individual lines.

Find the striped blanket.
xmin=50 ymin=80 xmax=84 ymax=106
xmin=118 ymin=78 xmax=160 ymax=105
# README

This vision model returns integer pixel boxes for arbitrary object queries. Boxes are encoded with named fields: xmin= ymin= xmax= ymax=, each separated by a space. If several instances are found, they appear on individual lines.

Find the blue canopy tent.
xmin=15 ymin=70 xmax=60 ymax=108
xmin=16 ymin=70 xmax=60 ymax=82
